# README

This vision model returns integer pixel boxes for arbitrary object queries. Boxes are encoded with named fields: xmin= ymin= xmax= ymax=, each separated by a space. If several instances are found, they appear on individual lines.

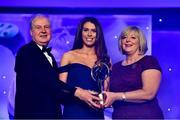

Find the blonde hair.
xmin=118 ymin=26 xmax=148 ymax=55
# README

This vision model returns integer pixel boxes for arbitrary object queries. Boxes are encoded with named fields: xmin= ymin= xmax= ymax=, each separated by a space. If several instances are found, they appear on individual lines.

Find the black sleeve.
xmin=15 ymin=46 xmax=76 ymax=101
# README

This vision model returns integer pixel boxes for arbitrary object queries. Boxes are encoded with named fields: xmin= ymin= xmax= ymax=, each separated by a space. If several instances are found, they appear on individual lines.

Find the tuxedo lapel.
xmin=48 ymin=52 xmax=58 ymax=69
xmin=30 ymin=41 xmax=54 ymax=68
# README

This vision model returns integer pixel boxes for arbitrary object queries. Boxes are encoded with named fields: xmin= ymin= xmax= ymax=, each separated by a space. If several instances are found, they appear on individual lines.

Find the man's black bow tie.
xmin=42 ymin=45 xmax=52 ymax=54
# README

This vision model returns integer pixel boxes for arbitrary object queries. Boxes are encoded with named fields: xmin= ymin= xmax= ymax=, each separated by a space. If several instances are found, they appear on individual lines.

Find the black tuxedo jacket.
xmin=14 ymin=41 xmax=76 ymax=119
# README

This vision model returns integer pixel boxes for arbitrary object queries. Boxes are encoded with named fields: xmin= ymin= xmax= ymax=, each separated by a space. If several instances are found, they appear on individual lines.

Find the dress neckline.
xmin=69 ymin=63 xmax=93 ymax=70
xmin=121 ymin=55 xmax=146 ymax=67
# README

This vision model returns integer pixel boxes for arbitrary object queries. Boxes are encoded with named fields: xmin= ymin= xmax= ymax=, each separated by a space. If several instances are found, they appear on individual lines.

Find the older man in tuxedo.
xmin=14 ymin=15 xmax=100 ymax=119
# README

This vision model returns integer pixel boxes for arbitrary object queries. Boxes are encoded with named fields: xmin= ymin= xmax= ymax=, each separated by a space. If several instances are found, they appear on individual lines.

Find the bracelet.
xmin=121 ymin=92 xmax=126 ymax=101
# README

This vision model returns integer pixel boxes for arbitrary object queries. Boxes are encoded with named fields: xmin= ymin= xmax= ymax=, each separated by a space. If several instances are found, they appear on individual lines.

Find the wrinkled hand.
xmin=103 ymin=91 xmax=118 ymax=107
xmin=75 ymin=87 xmax=101 ymax=109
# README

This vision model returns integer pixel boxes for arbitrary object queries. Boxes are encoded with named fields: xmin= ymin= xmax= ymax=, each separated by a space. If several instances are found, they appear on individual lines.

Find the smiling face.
xmin=30 ymin=16 xmax=51 ymax=46
xmin=82 ymin=21 xmax=97 ymax=48
xmin=121 ymin=30 xmax=140 ymax=55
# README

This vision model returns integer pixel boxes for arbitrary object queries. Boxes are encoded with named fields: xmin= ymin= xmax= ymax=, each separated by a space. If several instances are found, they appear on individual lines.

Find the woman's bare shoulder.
xmin=62 ymin=50 xmax=79 ymax=60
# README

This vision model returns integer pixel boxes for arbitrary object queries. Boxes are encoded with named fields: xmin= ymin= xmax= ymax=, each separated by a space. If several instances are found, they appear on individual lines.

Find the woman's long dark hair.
xmin=72 ymin=17 xmax=111 ymax=67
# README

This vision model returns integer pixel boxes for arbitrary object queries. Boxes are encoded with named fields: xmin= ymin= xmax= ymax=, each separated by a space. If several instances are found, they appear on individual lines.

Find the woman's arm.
xmin=104 ymin=69 xmax=162 ymax=107
xmin=59 ymin=52 xmax=71 ymax=83
xmin=124 ymin=69 xmax=161 ymax=102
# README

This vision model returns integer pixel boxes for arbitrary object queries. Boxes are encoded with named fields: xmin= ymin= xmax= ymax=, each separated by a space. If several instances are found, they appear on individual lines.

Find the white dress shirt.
xmin=36 ymin=44 xmax=53 ymax=66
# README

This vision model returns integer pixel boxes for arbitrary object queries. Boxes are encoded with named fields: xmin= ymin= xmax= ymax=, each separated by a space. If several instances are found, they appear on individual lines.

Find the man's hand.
xmin=75 ymin=87 xmax=101 ymax=109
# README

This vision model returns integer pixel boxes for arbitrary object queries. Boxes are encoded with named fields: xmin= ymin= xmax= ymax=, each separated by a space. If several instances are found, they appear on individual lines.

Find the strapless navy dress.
xmin=59 ymin=63 xmax=104 ymax=119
